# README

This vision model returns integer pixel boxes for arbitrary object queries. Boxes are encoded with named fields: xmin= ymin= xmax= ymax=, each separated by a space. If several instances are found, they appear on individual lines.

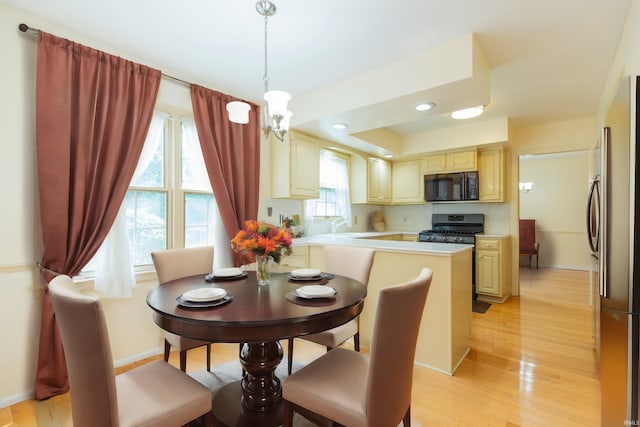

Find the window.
xmin=305 ymin=150 xmax=352 ymax=229
xmin=86 ymin=111 xmax=215 ymax=273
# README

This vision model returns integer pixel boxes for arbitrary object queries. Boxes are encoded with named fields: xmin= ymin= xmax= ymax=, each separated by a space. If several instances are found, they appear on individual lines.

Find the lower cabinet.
xmin=476 ymin=236 xmax=510 ymax=303
xmin=279 ymin=246 xmax=308 ymax=272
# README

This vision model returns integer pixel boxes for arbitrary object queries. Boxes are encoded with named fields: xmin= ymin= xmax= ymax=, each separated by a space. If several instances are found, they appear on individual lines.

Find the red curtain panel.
xmin=34 ymin=31 xmax=160 ymax=399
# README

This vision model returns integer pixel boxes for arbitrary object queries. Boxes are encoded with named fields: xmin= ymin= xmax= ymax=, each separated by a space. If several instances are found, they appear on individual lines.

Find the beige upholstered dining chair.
xmin=151 ymin=246 xmax=214 ymax=372
xmin=282 ymin=267 xmax=433 ymax=427
xmin=287 ymin=245 xmax=376 ymax=375
xmin=49 ymin=275 xmax=214 ymax=427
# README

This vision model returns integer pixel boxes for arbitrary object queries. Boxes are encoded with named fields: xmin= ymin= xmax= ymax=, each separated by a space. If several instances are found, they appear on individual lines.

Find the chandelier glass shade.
xmin=226 ymin=101 xmax=251 ymax=124
xmin=226 ymin=1 xmax=292 ymax=142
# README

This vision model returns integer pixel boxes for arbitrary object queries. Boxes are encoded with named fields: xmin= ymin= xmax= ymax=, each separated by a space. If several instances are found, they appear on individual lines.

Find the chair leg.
xmin=536 ymin=253 xmax=539 ymax=269
xmin=287 ymin=338 xmax=294 ymax=375
xmin=179 ymin=350 xmax=187 ymax=372
xmin=354 ymin=332 xmax=360 ymax=352
xmin=206 ymin=344 xmax=211 ymax=372
xmin=528 ymin=255 xmax=532 ymax=268
xmin=403 ymin=406 xmax=411 ymax=427
xmin=164 ymin=340 xmax=171 ymax=362
xmin=283 ymin=400 xmax=294 ymax=427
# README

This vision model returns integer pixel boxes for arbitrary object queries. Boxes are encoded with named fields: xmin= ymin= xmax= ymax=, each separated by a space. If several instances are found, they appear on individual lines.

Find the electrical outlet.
xmin=354 ymin=215 xmax=358 ymax=225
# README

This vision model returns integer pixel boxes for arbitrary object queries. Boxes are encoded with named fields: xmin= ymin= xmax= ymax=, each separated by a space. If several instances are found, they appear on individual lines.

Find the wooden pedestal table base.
xmin=212 ymin=341 xmax=284 ymax=426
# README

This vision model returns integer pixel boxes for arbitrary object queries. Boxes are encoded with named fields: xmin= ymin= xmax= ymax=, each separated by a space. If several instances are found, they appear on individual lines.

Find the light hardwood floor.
xmin=1 ymin=267 xmax=600 ymax=426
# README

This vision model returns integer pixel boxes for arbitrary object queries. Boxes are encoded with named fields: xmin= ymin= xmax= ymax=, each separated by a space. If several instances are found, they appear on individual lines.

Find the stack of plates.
xmin=177 ymin=287 xmax=232 ymax=308
xmin=289 ymin=268 xmax=323 ymax=281
xmin=206 ymin=267 xmax=247 ymax=281
xmin=294 ymin=285 xmax=336 ymax=299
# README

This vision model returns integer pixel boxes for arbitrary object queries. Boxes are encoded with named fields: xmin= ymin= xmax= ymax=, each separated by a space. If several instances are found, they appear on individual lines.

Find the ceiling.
xmin=3 ymin=0 xmax=632 ymax=157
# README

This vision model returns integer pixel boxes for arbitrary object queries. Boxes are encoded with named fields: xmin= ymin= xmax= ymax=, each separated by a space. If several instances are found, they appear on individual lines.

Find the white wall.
xmin=519 ymin=151 xmax=591 ymax=269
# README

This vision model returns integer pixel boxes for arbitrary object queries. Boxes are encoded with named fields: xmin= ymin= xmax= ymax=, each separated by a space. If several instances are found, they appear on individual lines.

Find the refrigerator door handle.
xmin=586 ymin=178 xmax=601 ymax=253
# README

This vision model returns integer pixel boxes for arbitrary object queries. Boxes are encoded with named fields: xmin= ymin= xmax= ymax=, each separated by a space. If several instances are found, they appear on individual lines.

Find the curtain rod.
xmin=18 ymin=23 xmax=192 ymax=88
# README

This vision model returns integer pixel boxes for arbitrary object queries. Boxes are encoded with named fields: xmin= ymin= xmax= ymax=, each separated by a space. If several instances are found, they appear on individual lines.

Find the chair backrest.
xmin=519 ymin=219 xmax=537 ymax=254
xmin=151 ymin=246 xmax=214 ymax=283
xmin=49 ymin=275 xmax=119 ymax=426
xmin=323 ymin=245 xmax=376 ymax=285
xmin=366 ymin=268 xmax=433 ymax=426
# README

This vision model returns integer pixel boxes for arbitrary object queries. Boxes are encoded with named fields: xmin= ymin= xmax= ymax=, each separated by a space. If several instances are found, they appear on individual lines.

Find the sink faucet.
xmin=331 ymin=219 xmax=350 ymax=233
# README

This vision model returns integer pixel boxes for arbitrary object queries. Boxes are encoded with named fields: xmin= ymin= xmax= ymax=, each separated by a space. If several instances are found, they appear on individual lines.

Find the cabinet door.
xmin=289 ymin=133 xmax=320 ymax=198
xmin=367 ymin=157 xmax=391 ymax=203
xmin=478 ymin=148 xmax=504 ymax=202
xmin=424 ymin=154 xmax=447 ymax=173
xmin=446 ymin=150 xmax=477 ymax=172
xmin=476 ymin=250 xmax=501 ymax=295
xmin=392 ymin=160 xmax=424 ymax=203
xmin=270 ymin=132 xmax=319 ymax=199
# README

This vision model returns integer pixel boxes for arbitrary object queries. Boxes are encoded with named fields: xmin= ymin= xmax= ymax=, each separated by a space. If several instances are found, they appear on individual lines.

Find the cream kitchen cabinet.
xmin=475 ymin=236 xmax=511 ymax=303
xmin=279 ymin=245 xmax=308 ymax=272
xmin=270 ymin=131 xmax=320 ymax=199
xmin=392 ymin=159 xmax=425 ymax=204
xmin=423 ymin=149 xmax=477 ymax=173
xmin=367 ymin=157 xmax=391 ymax=204
xmin=478 ymin=148 xmax=505 ymax=202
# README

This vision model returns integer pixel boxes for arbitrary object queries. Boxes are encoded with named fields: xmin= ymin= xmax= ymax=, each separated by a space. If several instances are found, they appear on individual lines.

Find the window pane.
xmin=185 ymin=193 xmax=215 ymax=248
xmin=181 ymin=119 xmax=212 ymax=192
xmin=125 ymin=190 xmax=167 ymax=265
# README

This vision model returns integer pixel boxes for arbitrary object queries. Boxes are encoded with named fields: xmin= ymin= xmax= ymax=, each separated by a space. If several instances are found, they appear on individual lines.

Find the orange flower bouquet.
xmin=231 ymin=220 xmax=293 ymax=264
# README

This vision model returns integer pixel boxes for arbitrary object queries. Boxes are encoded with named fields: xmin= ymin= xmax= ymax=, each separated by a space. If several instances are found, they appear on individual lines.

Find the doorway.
xmin=518 ymin=150 xmax=591 ymax=272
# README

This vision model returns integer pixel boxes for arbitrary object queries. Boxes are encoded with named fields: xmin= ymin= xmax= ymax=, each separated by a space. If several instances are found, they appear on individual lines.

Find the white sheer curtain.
xmin=93 ymin=111 xmax=168 ymax=298
xmin=181 ymin=118 xmax=231 ymax=270
xmin=304 ymin=150 xmax=352 ymax=234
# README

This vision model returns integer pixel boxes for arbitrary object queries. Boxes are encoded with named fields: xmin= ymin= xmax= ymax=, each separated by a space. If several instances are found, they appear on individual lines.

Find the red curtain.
xmin=34 ymin=32 xmax=160 ymax=399
xmin=190 ymin=85 xmax=261 ymax=245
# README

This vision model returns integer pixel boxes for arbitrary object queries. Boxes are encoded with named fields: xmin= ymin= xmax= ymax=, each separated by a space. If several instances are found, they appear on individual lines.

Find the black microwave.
xmin=424 ymin=171 xmax=479 ymax=202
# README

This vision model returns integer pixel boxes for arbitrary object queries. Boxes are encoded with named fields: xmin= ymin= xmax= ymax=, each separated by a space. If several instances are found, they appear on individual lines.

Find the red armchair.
xmin=519 ymin=219 xmax=540 ymax=269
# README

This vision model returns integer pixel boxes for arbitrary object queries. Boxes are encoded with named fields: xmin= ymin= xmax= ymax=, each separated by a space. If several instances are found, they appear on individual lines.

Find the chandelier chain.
xmin=263 ymin=14 xmax=270 ymax=94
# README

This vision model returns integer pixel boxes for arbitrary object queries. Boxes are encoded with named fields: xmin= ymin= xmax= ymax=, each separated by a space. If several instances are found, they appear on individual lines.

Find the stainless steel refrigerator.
xmin=592 ymin=75 xmax=640 ymax=426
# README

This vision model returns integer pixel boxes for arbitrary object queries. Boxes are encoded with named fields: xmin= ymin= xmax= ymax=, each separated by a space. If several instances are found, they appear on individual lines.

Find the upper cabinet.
xmin=351 ymin=155 xmax=391 ymax=204
xmin=270 ymin=131 xmax=320 ymax=199
xmin=367 ymin=157 xmax=391 ymax=204
xmin=478 ymin=147 xmax=505 ymax=202
xmin=424 ymin=149 xmax=477 ymax=173
xmin=392 ymin=159 xmax=424 ymax=204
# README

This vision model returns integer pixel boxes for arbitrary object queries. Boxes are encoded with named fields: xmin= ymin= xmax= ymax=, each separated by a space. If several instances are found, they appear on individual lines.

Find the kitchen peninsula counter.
xmin=293 ymin=232 xmax=473 ymax=255
xmin=293 ymin=232 xmax=472 ymax=375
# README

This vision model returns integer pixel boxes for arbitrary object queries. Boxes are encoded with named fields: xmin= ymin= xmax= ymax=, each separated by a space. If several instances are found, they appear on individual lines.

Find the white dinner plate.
xmin=182 ymin=287 xmax=227 ymax=302
xmin=296 ymin=285 xmax=336 ymax=299
xmin=213 ymin=267 xmax=244 ymax=277
xmin=290 ymin=268 xmax=322 ymax=278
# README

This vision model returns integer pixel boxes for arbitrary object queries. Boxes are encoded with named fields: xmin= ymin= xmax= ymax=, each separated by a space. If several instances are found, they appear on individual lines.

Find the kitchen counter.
xmin=296 ymin=231 xmax=472 ymax=375
xmin=293 ymin=232 xmax=473 ymax=255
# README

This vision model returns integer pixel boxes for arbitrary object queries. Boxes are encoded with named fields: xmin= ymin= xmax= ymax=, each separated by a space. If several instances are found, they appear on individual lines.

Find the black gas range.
xmin=418 ymin=213 xmax=484 ymax=244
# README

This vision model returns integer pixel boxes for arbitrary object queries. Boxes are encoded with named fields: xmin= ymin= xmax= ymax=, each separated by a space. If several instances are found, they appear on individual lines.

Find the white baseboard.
xmin=0 ymin=391 xmax=34 ymax=410
xmin=113 ymin=347 xmax=163 ymax=368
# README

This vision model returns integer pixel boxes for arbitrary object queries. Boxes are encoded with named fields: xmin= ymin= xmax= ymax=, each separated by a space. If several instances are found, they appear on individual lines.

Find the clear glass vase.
xmin=256 ymin=254 xmax=273 ymax=286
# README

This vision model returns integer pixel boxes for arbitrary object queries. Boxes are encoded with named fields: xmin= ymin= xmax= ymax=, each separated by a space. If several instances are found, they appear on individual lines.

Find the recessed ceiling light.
xmin=451 ymin=106 xmax=484 ymax=120
xmin=415 ymin=102 xmax=435 ymax=112
xmin=383 ymin=154 xmax=394 ymax=158
xmin=332 ymin=123 xmax=348 ymax=130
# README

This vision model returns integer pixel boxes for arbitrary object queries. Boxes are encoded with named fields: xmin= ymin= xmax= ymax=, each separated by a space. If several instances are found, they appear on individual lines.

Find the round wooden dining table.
xmin=146 ymin=271 xmax=367 ymax=426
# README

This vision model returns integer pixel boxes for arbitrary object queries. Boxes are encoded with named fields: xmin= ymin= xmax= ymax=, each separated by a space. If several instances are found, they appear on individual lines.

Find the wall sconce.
xmin=519 ymin=182 xmax=534 ymax=192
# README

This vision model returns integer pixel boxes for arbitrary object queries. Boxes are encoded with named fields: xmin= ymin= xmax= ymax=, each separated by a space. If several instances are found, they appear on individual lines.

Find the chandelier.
xmin=227 ymin=1 xmax=292 ymax=141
